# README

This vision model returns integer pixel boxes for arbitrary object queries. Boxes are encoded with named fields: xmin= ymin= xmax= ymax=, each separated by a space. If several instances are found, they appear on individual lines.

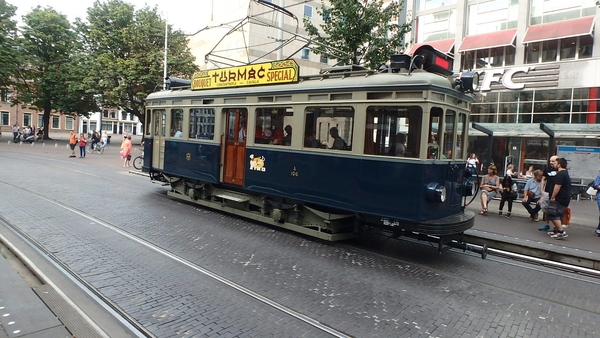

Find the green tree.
xmin=303 ymin=0 xmax=410 ymax=70
xmin=0 ymin=0 xmax=18 ymax=89
xmin=15 ymin=6 xmax=97 ymax=139
xmin=79 ymin=0 xmax=198 ymax=127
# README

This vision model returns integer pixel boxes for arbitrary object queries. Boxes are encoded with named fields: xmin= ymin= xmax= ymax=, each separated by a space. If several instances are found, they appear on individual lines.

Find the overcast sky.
xmin=13 ymin=0 xmax=211 ymax=34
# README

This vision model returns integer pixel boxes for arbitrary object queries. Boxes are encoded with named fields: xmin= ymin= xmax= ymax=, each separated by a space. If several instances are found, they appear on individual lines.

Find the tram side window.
xmin=153 ymin=109 xmax=166 ymax=137
xmin=456 ymin=113 xmax=467 ymax=160
xmin=428 ymin=107 xmax=443 ymax=159
xmin=304 ymin=106 xmax=354 ymax=150
xmin=364 ymin=106 xmax=422 ymax=158
xmin=443 ymin=110 xmax=456 ymax=160
xmin=255 ymin=107 xmax=293 ymax=146
xmin=145 ymin=110 xmax=150 ymax=135
xmin=170 ymin=109 xmax=184 ymax=137
xmin=189 ymin=108 xmax=215 ymax=140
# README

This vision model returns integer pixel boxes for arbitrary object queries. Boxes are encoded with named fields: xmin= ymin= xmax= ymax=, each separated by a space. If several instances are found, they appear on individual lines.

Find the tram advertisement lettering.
xmin=192 ymin=60 xmax=299 ymax=90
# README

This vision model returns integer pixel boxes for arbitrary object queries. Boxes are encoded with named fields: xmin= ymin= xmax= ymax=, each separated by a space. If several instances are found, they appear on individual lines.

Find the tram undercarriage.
xmin=160 ymin=174 xmax=487 ymax=258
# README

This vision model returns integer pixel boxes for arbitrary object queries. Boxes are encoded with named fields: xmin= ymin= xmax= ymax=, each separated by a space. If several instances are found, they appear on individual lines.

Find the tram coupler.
xmin=448 ymin=240 xmax=488 ymax=259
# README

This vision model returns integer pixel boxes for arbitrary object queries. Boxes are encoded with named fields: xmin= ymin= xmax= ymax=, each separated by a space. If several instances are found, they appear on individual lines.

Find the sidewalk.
xmin=465 ymin=193 xmax=600 ymax=268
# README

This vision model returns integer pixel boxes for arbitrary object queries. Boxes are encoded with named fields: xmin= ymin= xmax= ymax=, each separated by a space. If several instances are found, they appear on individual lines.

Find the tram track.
xmin=0 ymin=180 xmax=352 ymax=338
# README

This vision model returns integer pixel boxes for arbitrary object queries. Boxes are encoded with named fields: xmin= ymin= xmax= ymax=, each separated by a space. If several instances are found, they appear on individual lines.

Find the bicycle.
xmin=133 ymin=150 xmax=144 ymax=170
xmin=87 ymin=142 xmax=105 ymax=154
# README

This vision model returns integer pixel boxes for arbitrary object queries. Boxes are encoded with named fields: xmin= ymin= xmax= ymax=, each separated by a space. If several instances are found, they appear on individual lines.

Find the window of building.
xmin=301 ymin=48 xmax=310 ymax=60
xmin=101 ymin=122 xmax=112 ymax=131
xmin=525 ymin=36 xmax=593 ymax=64
xmin=103 ymin=110 xmax=108 ymax=118
xmin=415 ymin=0 xmax=457 ymax=12
xmin=304 ymin=5 xmax=313 ymax=18
xmin=304 ymin=106 xmax=354 ymax=151
xmin=416 ymin=9 xmax=457 ymax=42
xmin=170 ymin=109 xmax=183 ymax=137
xmin=110 ymin=110 xmax=116 ymax=119
xmin=530 ymin=0 xmax=596 ymax=25
xmin=23 ymin=113 xmax=31 ymax=127
xmin=364 ymin=106 xmax=422 ymax=158
xmin=319 ymin=54 xmax=328 ymax=64
xmin=66 ymin=116 xmax=74 ymax=130
xmin=467 ymin=0 xmax=518 ymax=36
xmin=462 ymin=46 xmax=516 ymax=69
xmin=37 ymin=115 xmax=43 ymax=128
xmin=255 ymin=107 xmax=293 ymax=146
xmin=189 ymin=108 xmax=215 ymax=140
xmin=121 ymin=111 xmax=127 ymax=120
xmin=0 ymin=88 xmax=8 ymax=102
xmin=1 ymin=111 xmax=8 ymax=126
xmin=52 ymin=116 xmax=60 ymax=129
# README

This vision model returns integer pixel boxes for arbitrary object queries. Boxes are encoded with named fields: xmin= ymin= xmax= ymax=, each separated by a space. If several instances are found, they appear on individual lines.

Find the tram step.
xmin=215 ymin=193 xmax=251 ymax=203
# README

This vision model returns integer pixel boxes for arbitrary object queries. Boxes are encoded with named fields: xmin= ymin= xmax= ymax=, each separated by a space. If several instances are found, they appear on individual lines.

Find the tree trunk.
xmin=42 ymin=106 xmax=51 ymax=140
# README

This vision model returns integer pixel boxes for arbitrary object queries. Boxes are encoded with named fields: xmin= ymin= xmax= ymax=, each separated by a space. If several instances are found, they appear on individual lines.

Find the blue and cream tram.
xmin=143 ymin=50 xmax=484 ymax=256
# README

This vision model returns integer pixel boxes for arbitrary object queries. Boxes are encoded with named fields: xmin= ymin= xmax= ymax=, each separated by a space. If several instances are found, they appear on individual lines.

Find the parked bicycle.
xmin=133 ymin=150 xmax=144 ymax=170
xmin=87 ymin=142 xmax=105 ymax=154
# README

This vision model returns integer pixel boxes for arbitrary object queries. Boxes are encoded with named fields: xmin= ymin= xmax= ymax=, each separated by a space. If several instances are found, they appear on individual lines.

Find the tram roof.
xmin=147 ymin=70 xmax=472 ymax=102
xmin=471 ymin=123 xmax=600 ymax=138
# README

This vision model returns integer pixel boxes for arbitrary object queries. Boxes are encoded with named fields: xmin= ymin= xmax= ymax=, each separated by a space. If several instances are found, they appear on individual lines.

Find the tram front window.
xmin=364 ymin=106 xmax=422 ymax=158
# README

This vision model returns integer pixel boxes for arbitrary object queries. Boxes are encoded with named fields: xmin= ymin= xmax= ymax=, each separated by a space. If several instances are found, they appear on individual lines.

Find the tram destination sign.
xmin=192 ymin=60 xmax=299 ymax=90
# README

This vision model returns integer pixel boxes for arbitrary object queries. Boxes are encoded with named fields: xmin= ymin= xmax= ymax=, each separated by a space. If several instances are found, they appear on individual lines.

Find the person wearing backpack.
xmin=91 ymin=130 xmax=100 ymax=150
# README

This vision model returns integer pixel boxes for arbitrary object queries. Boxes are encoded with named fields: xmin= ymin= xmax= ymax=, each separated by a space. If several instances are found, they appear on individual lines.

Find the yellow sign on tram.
xmin=191 ymin=60 xmax=299 ymax=90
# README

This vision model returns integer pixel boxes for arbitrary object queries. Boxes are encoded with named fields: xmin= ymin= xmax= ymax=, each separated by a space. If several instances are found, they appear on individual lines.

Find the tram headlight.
xmin=426 ymin=182 xmax=447 ymax=203
xmin=455 ymin=71 xmax=479 ymax=93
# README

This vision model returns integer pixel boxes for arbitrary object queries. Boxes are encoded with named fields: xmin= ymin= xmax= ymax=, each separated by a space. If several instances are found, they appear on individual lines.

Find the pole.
xmin=163 ymin=14 xmax=168 ymax=90
xmin=277 ymin=0 xmax=285 ymax=60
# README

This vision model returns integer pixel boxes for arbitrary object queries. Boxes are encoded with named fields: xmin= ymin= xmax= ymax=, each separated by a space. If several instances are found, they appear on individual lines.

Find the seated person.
xmin=498 ymin=175 xmax=518 ymax=218
xmin=505 ymin=164 xmax=518 ymax=178
xmin=284 ymin=125 xmax=292 ymax=146
xmin=174 ymin=130 xmax=183 ymax=138
xmin=329 ymin=127 xmax=347 ymax=150
xmin=479 ymin=165 xmax=499 ymax=215
xmin=304 ymin=131 xmax=320 ymax=148
xmin=521 ymin=169 xmax=543 ymax=221
xmin=394 ymin=133 xmax=406 ymax=157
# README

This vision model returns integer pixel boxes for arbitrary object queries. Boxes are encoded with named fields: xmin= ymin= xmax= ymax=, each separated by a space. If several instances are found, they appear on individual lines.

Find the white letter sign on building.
xmin=479 ymin=66 xmax=535 ymax=91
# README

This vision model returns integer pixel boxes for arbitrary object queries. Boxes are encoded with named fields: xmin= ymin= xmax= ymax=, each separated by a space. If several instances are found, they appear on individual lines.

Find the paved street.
xmin=1 ymin=137 xmax=600 ymax=337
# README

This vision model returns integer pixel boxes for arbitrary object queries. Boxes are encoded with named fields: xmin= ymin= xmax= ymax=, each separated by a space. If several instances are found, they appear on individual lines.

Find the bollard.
xmin=66 ymin=144 xmax=69 ymax=149
xmin=42 ymin=142 xmax=45 ymax=147
xmin=19 ymin=141 xmax=22 ymax=145
xmin=31 ymin=142 xmax=34 ymax=146
xmin=55 ymin=143 xmax=58 ymax=148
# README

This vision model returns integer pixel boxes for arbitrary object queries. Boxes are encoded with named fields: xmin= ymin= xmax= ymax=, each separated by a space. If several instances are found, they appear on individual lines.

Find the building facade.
xmin=405 ymin=0 xmax=600 ymax=175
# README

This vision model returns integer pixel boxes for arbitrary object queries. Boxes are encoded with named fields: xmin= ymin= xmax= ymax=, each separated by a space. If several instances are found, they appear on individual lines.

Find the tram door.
xmin=152 ymin=109 xmax=166 ymax=169
xmin=223 ymin=108 xmax=247 ymax=186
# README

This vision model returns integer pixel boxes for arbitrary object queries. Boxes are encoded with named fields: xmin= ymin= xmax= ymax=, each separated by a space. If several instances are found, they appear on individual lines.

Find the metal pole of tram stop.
xmin=472 ymin=122 xmax=494 ymax=172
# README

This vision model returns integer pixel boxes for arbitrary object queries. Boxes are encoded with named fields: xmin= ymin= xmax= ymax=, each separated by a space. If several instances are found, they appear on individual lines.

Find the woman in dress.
xmin=479 ymin=165 xmax=500 ymax=215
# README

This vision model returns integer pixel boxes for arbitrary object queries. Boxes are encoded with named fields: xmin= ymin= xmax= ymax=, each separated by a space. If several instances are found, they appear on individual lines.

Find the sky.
xmin=13 ymin=0 xmax=211 ymax=34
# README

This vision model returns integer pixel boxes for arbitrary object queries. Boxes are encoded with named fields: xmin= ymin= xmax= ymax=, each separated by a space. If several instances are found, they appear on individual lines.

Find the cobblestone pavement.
xmin=1 ymin=142 xmax=600 ymax=337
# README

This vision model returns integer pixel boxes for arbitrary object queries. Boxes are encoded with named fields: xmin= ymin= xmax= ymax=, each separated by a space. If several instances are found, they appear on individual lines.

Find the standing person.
xmin=591 ymin=172 xmax=600 ymax=236
xmin=12 ymin=124 xmax=19 ymax=142
xmin=69 ymin=131 xmax=77 ymax=157
xmin=521 ymin=170 xmax=544 ymax=221
xmin=122 ymin=135 xmax=132 ymax=167
xmin=547 ymin=158 xmax=571 ymax=239
xmin=466 ymin=153 xmax=480 ymax=176
xmin=78 ymin=133 xmax=87 ymax=158
xmin=478 ymin=165 xmax=500 ymax=215
xmin=498 ymin=174 xmax=518 ymax=218
xmin=101 ymin=131 xmax=108 ymax=148
xmin=539 ymin=156 xmax=559 ymax=231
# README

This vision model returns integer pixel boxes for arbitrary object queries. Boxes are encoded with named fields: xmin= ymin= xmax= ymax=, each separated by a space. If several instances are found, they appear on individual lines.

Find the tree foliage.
xmin=15 ymin=6 xmax=97 ymax=139
xmin=79 ymin=0 xmax=198 ymax=126
xmin=0 ymin=0 xmax=18 ymax=89
xmin=303 ymin=0 xmax=410 ymax=70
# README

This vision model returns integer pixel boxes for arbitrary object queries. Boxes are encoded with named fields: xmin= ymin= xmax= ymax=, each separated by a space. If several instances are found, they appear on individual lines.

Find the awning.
xmin=522 ymin=16 xmax=595 ymax=44
xmin=407 ymin=38 xmax=454 ymax=56
xmin=458 ymin=29 xmax=517 ymax=52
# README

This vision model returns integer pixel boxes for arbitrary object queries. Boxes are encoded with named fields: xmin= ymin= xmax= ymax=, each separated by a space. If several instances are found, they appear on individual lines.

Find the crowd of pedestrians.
xmin=473 ymin=151 xmax=600 ymax=239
